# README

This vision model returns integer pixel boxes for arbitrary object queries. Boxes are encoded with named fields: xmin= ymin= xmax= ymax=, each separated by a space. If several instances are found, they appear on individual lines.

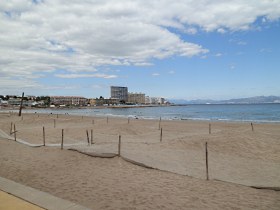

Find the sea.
xmin=17 ymin=103 xmax=280 ymax=123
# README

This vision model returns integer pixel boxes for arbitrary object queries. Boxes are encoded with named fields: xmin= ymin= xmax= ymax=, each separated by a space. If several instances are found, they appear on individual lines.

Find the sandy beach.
xmin=0 ymin=112 xmax=279 ymax=209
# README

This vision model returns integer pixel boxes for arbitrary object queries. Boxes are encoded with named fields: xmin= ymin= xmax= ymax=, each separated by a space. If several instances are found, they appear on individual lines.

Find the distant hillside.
xmin=169 ymin=96 xmax=280 ymax=104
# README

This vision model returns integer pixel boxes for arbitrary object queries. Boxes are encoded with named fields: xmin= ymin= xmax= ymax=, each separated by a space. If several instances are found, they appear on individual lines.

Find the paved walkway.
xmin=0 ymin=190 xmax=45 ymax=210
xmin=0 ymin=177 xmax=91 ymax=210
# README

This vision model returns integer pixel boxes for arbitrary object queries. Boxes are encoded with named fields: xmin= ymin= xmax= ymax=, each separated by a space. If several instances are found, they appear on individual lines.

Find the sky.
xmin=0 ymin=0 xmax=280 ymax=100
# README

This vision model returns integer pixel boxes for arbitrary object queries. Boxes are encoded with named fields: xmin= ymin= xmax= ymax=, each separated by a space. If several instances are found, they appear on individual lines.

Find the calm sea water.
xmin=19 ymin=104 xmax=280 ymax=123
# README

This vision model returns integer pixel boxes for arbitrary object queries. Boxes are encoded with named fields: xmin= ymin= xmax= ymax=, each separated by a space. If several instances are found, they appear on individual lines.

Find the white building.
xmin=0 ymin=99 xmax=8 ymax=106
xmin=145 ymin=96 xmax=165 ymax=104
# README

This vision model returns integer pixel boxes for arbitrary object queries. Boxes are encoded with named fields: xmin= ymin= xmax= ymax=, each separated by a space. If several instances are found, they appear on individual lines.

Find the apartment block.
xmin=89 ymin=98 xmax=119 ymax=106
xmin=128 ymin=93 xmax=145 ymax=104
xmin=50 ymin=96 xmax=88 ymax=106
xmin=110 ymin=86 xmax=128 ymax=103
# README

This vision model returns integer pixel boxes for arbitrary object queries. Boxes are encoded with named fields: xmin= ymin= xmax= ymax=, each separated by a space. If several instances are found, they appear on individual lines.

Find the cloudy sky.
xmin=1 ymin=0 xmax=280 ymax=100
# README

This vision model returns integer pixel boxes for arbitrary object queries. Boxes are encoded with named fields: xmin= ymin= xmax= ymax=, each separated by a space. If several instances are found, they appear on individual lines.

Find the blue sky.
xmin=1 ymin=0 xmax=280 ymax=100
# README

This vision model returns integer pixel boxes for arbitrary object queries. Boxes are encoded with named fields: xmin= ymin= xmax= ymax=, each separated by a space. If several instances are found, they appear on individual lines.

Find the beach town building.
xmin=50 ymin=96 xmax=88 ymax=106
xmin=6 ymin=98 xmax=38 ymax=107
xmin=145 ymin=96 xmax=152 ymax=104
xmin=0 ymin=95 xmax=43 ymax=107
xmin=0 ymin=99 xmax=8 ymax=106
xmin=152 ymin=97 xmax=160 ymax=104
xmin=145 ymin=96 xmax=165 ymax=105
xmin=7 ymin=98 xmax=22 ymax=106
xmin=89 ymin=98 xmax=118 ymax=106
xmin=128 ymin=92 xmax=145 ymax=104
xmin=110 ymin=86 xmax=128 ymax=103
xmin=152 ymin=97 xmax=165 ymax=104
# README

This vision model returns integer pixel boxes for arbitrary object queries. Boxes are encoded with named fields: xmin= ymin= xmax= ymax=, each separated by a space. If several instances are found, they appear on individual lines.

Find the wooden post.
xmin=43 ymin=126 xmax=45 ymax=146
xmin=251 ymin=122 xmax=254 ymax=131
xmin=160 ymin=128 xmax=163 ymax=142
xmin=91 ymin=129 xmax=93 ymax=144
xmin=13 ymin=124 xmax=16 ymax=141
xmin=118 ymin=135 xmax=121 ymax=156
xmin=159 ymin=117 xmax=161 ymax=130
xmin=19 ymin=92 xmax=24 ymax=117
xmin=61 ymin=129 xmax=64 ymax=150
xmin=86 ymin=130 xmax=90 ymax=146
xmin=10 ymin=122 xmax=13 ymax=135
xmin=205 ymin=142 xmax=209 ymax=180
xmin=54 ymin=119 xmax=56 ymax=128
xmin=209 ymin=123 xmax=211 ymax=134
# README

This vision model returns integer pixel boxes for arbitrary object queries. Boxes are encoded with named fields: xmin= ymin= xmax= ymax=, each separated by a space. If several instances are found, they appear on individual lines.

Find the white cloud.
xmin=229 ymin=39 xmax=247 ymax=46
xmin=134 ymin=62 xmax=153 ymax=66
xmin=183 ymin=27 xmax=198 ymax=35
xmin=0 ymin=0 xmax=279 ymax=92
xmin=259 ymin=48 xmax=272 ymax=53
xmin=54 ymin=73 xmax=117 ymax=79
xmin=217 ymin=28 xmax=226 ymax=34
xmin=0 ymin=78 xmax=40 ymax=89
xmin=152 ymin=73 xmax=160 ymax=76
xmin=214 ymin=53 xmax=223 ymax=57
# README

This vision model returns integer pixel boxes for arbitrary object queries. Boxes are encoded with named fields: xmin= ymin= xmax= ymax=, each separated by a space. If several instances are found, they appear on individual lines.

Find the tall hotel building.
xmin=110 ymin=86 xmax=128 ymax=103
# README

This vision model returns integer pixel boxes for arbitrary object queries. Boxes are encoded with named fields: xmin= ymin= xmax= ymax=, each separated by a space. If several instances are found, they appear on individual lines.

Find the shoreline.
xmin=1 ymin=109 xmax=280 ymax=124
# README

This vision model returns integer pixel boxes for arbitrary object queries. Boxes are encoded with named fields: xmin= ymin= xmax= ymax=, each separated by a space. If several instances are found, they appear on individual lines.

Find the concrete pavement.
xmin=0 ymin=177 xmax=91 ymax=210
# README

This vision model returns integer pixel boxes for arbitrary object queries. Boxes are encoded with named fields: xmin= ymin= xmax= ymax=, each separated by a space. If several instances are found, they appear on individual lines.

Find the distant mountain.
xmin=169 ymin=96 xmax=280 ymax=104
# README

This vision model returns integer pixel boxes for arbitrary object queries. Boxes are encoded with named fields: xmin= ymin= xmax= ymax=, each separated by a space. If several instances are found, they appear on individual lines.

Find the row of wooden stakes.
xmin=9 ymin=120 xmax=213 ymax=181
xmin=9 ymin=118 xmax=256 ymax=145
